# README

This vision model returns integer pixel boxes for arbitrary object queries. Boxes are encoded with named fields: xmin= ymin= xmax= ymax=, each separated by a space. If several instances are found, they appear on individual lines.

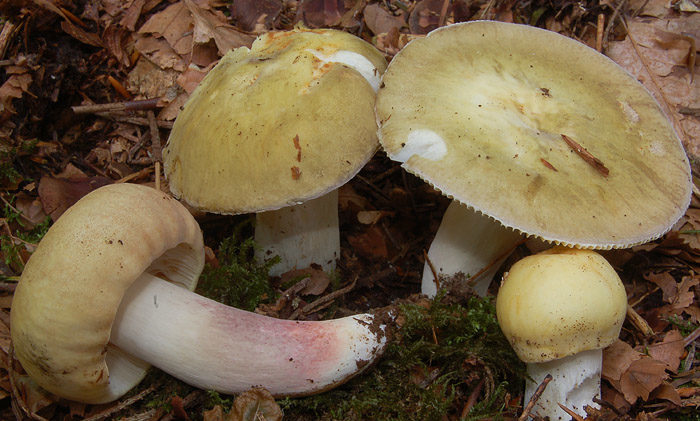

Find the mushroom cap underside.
xmin=10 ymin=183 xmax=205 ymax=403
xmin=495 ymin=247 xmax=628 ymax=363
xmin=164 ymin=27 xmax=388 ymax=214
xmin=376 ymin=20 xmax=692 ymax=249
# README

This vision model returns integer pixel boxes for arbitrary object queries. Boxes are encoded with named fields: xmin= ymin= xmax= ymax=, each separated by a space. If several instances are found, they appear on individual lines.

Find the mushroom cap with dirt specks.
xmin=10 ymin=183 xmax=205 ymax=404
xmin=376 ymin=21 xmax=691 ymax=249
xmin=495 ymin=247 xmax=628 ymax=363
xmin=164 ymin=27 xmax=387 ymax=214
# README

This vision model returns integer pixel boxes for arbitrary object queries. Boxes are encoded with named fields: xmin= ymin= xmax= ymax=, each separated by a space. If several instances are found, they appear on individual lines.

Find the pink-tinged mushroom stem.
xmin=254 ymin=190 xmax=340 ymax=276
xmin=422 ymin=201 xmax=522 ymax=297
xmin=111 ymin=269 xmax=386 ymax=396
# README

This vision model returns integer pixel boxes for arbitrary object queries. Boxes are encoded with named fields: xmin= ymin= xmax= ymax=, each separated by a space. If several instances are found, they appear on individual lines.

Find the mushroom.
xmin=495 ymin=246 xmax=628 ymax=420
xmin=375 ymin=21 xmax=692 ymax=296
xmin=164 ymin=27 xmax=387 ymax=276
xmin=10 ymin=183 xmax=388 ymax=404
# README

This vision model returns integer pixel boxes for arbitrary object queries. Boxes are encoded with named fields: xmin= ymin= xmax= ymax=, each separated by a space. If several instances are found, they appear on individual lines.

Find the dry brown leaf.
xmin=38 ymin=175 xmax=113 ymax=221
xmin=606 ymin=14 xmax=700 ymax=164
xmin=645 ymin=271 xmax=678 ymax=303
xmin=297 ymin=0 xmax=349 ymax=27
xmin=139 ymin=1 xmax=193 ymax=56
xmin=230 ymin=0 xmax=284 ymax=33
xmin=134 ymin=34 xmax=187 ymax=71
xmin=363 ymin=3 xmax=405 ymax=36
xmin=127 ymin=57 xmax=180 ymax=98
xmin=184 ymin=0 xmax=254 ymax=56
xmin=409 ymin=0 xmax=450 ymax=34
xmin=120 ymin=0 xmax=146 ymax=31
xmin=0 ymin=72 xmax=32 ymax=114
xmin=228 ymin=388 xmax=283 ymax=421
xmin=650 ymin=381 xmax=682 ymax=405
xmin=347 ymin=224 xmax=389 ymax=260
xmin=0 ymin=315 xmax=10 ymax=355
xmin=619 ymin=358 xmax=668 ymax=403
xmin=646 ymin=330 xmax=685 ymax=372
xmin=603 ymin=340 xmax=642 ymax=385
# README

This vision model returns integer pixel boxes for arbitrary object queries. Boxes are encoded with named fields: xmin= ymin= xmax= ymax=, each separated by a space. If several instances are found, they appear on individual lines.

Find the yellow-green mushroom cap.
xmin=11 ymin=184 xmax=205 ymax=404
xmin=496 ymin=247 xmax=627 ymax=363
xmin=376 ymin=21 xmax=691 ymax=249
xmin=164 ymin=27 xmax=387 ymax=214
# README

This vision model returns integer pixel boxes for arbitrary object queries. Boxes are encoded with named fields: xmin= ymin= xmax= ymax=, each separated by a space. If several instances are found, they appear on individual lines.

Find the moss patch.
xmin=279 ymin=288 xmax=525 ymax=420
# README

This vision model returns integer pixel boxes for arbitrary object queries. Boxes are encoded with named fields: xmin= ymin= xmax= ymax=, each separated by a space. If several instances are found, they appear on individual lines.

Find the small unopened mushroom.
xmin=376 ymin=21 xmax=691 ymax=296
xmin=496 ymin=247 xmax=627 ymax=420
xmin=164 ymin=27 xmax=387 ymax=276
xmin=10 ymin=184 xmax=388 ymax=404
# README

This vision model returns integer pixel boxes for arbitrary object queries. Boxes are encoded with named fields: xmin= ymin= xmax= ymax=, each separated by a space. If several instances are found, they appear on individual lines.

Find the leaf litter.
xmin=0 ymin=0 xmax=698 ymax=419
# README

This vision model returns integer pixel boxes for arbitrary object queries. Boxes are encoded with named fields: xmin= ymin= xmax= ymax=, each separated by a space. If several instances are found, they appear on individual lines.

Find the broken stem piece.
xmin=560 ymin=134 xmax=609 ymax=177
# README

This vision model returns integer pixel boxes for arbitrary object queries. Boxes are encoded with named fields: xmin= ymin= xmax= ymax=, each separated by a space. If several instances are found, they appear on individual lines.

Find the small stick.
xmin=147 ymin=110 xmax=162 ymax=190
xmin=557 ymin=403 xmax=585 ymax=421
xmin=683 ymin=325 xmax=700 ymax=347
xmin=288 ymin=278 xmax=357 ymax=320
xmin=81 ymin=385 xmax=156 ymax=421
xmin=519 ymin=374 xmax=553 ymax=421
xmin=596 ymin=13 xmax=605 ymax=52
xmin=424 ymin=249 xmax=441 ymax=291
xmin=438 ymin=0 xmax=450 ymax=27
xmin=466 ymin=237 xmax=527 ymax=286
xmin=460 ymin=378 xmax=486 ymax=418
xmin=626 ymin=304 xmax=655 ymax=337
xmin=72 ymin=98 xmax=160 ymax=114
xmin=107 ymin=75 xmax=132 ymax=99
xmin=540 ymin=158 xmax=557 ymax=171
xmin=560 ymin=134 xmax=609 ymax=177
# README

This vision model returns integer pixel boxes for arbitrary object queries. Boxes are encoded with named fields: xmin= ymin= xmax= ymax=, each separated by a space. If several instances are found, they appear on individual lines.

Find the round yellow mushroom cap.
xmin=10 ymin=183 xmax=205 ymax=404
xmin=496 ymin=247 xmax=627 ymax=363
xmin=376 ymin=21 xmax=691 ymax=249
xmin=164 ymin=27 xmax=388 ymax=214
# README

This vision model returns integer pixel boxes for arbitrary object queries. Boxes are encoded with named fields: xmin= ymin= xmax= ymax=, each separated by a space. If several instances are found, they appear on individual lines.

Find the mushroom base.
xmin=524 ymin=348 xmax=602 ymax=420
xmin=421 ymin=201 xmax=522 ymax=297
xmin=255 ymin=190 xmax=340 ymax=276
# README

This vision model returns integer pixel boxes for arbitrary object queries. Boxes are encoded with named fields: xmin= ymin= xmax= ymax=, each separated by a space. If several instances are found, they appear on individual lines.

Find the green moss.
xmin=195 ymin=220 xmax=279 ymax=311
xmin=279 ymin=290 xmax=525 ymax=420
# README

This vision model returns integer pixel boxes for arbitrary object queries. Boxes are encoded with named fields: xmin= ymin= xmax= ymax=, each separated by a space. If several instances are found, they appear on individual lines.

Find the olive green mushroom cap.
xmin=496 ymin=247 xmax=627 ymax=363
xmin=164 ymin=27 xmax=388 ymax=214
xmin=11 ymin=184 xmax=205 ymax=404
xmin=376 ymin=21 xmax=691 ymax=249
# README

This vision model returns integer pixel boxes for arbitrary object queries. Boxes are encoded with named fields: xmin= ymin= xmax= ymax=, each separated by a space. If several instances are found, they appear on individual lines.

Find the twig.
xmin=558 ymin=403 xmax=585 ymax=421
xmin=596 ymin=13 xmax=605 ymax=52
xmin=81 ymin=385 xmax=156 ymax=421
xmin=288 ymin=277 xmax=357 ymax=320
xmin=107 ymin=75 xmax=132 ymax=99
xmin=147 ymin=110 xmax=162 ymax=191
xmin=626 ymin=304 xmax=655 ymax=337
xmin=460 ymin=378 xmax=486 ymax=418
xmin=684 ymin=326 xmax=700 ymax=347
xmin=603 ymin=0 xmax=627 ymax=51
xmin=466 ymin=237 xmax=527 ymax=287
xmin=438 ymin=0 xmax=450 ymax=27
xmin=560 ymin=134 xmax=609 ymax=177
xmin=519 ymin=374 xmax=553 ymax=420
xmin=98 ymin=114 xmax=174 ymax=129
xmin=424 ymin=249 xmax=440 ymax=291
xmin=72 ymin=98 xmax=160 ymax=114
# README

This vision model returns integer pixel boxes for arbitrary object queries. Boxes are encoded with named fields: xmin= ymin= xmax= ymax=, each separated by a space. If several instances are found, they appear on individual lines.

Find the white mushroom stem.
xmin=110 ymin=269 xmax=385 ymax=396
xmin=422 ymin=201 xmax=522 ymax=297
xmin=255 ymin=190 xmax=340 ymax=276
xmin=523 ymin=349 xmax=602 ymax=421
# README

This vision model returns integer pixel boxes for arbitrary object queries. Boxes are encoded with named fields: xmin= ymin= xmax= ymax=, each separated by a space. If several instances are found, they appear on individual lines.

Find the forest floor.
xmin=0 ymin=0 xmax=698 ymax=420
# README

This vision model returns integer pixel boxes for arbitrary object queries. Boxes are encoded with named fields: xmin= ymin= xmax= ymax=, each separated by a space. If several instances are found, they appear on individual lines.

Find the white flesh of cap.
xmin=111 ymin=270 xmax=386 ymax=396
xmin=422 ymin=201 xmax=522 ymax=297
xmin=254 ymin=190 xmax=340 ymax=276
xmin=524 ymin=348 xmax=602 ymax=420
xmin=307 ymin=49 xmax=382 ymax=92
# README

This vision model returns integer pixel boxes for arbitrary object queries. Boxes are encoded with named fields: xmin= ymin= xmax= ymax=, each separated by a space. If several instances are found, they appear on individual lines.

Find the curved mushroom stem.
xmin=255 ymin=190 xmax=340 ymax=276
xmin=110 ymin=269 xmax=386 ymax=396
xmin=422 ymin=201 xmax=522 ymax=297
xmin=523 ymin=349 xmax=602 ymax=420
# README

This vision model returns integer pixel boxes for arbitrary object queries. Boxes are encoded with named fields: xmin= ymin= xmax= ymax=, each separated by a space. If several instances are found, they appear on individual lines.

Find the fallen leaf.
xmin=228 ymin=388 xmax=283 ymax=421
xmin=606 ymin=13 xmax=700 ymax=168
xmin=646 ymin=329 xmax=685 ymax=372
xmin=296 ymin=0 xmax=349 ymax=27
xmin=603 ymin=340 xmax=642 ymax=385
xmin=279 ymin=265 xmax=331 ymax=296
xmin=619 ymin=358 xmax=668 ymax=403
xmin=230 ymin=0 xmax=283 ymax=33
xmin=650 ymin=381 xmax=682 ymax=405
xmin=347 ymin=224 xmax=389 ymax=260
xmin=363 ymin=3 xmax=405 ymax=35
xmin=184 ymin=0 xmax=254 ymax=56
xmin=409 ymin=0 xmax=450 ymax=34
xmin=38 ymin=175 xmax=113 ymax=221
xmin=645 ymin=271 xmax=678 ymax=303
